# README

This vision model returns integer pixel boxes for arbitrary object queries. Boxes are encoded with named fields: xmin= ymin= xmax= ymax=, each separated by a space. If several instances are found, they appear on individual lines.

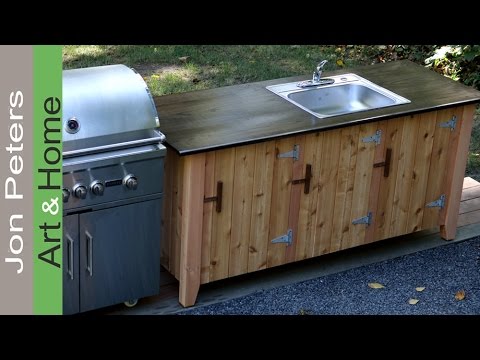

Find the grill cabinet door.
xmin=79 ymin=199 xmax=161 ymax=313
xmin=63 ymin=214 xmax=80 ymax=315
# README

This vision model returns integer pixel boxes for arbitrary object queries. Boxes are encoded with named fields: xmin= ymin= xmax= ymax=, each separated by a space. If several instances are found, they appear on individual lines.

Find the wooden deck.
xmin=458 ymin=177 xmax=480 ymax=227
xmin=106 ymin=176 xmax=480 ymax=315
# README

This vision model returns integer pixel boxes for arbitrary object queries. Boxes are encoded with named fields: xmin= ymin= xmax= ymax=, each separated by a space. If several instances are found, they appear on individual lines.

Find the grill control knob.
xmin=123 ymin=174 xmax=138 ymax=190
xmin=62 ymin=188 xmax=70 ymax=203
xmin=90 ymin=181 xmax=105 ymax=196
xmin=73 ymin=184 xmax=87 ymax=199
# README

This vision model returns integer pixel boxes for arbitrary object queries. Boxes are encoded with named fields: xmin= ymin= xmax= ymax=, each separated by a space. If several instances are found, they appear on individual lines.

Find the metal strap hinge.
xmin=362 ymin=130 xmax=382 ymax=146
xmin=277 ymin=145 xmax=299 ymax=161
xmin=426 ymin=194 xmax=446 ymax=209
xmin=271 ymin=229 xmax=293 ymax=246
xmin=352 ymin=212 xmax=372 ymax=226
xmin=439 ymin=116 xmax=457 ymax=131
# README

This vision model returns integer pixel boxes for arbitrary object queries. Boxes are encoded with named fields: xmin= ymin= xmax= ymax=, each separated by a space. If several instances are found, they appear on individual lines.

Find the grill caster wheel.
xmin=124 ymin=299 xmax=138 ymax=308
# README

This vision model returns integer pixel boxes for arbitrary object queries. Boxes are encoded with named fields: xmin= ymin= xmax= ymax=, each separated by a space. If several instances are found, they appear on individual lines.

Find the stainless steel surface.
xmin=63 ymin=188 xmax=70 ymax=203
xmin=63 ymin=155 xmax=164 ymax=213
xmin=66 ymin=235 xmax=74 ymax=280
xmin=123 ymin=174 xmax=138 ymax=190
xmin=62 ymin=64 xmax=165 ymax=314
xmin=73 ymin=184 xmax=87 ymax=199
xmin=63 ymin=64 xmax=161 ymax=153
xmin=266 ymin=73 xmax=411 ymax=119
xmin=313 ymin=60 xmax=328 ymax=83
xmin=90 ymin=180 xmax=105 ymax=196
xmin=86 ymin=231 xmax=93 ymax=276
xmin=78 ymin=199 xmax=161 ymax=313
xmin=63 ymin=129 xmax=166 ymax=158
xmin=297 ymin=60 xmax=335 ymax=88
xmin=63 ymin=215 xmax=80 ymax=315
xmin=63 ymin=143 xmax=166 ymax=173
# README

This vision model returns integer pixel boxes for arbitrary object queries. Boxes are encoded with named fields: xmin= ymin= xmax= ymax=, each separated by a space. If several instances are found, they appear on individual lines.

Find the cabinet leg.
xmin=439 ymin=105 xmax=475 ymax=241
xmin=179 ymin=153 xmax=205 ymax=307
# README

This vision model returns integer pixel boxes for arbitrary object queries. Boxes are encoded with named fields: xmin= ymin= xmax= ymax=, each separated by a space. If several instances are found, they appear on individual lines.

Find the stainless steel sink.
xmin=266 ymin=74 xmax=410 ymax=118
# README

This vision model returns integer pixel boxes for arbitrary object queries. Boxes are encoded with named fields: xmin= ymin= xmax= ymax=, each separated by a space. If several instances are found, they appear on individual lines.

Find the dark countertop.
xmin=156 ymin=60 xmax=480 ymax=156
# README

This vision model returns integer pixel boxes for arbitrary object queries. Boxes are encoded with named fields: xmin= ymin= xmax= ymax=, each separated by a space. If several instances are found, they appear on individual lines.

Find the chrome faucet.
xmin=297 ymin=60 xmax=334 ymax=88
xmin=313 ymin=60 xmax=328 ymax=83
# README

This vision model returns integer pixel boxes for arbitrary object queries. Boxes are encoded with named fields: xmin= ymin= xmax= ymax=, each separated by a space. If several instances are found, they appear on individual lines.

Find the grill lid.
xmin=62 ymin=64 xmax=161 ymax=155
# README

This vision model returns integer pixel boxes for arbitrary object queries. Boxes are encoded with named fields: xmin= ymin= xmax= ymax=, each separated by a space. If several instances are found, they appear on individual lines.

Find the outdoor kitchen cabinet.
xmin=159 ymin=60 xmax=480 ymax=307
xmin=162 ymin=104 xmax=475 ymax=307
xmin=63 ymin=200 xmax=161 ymax=314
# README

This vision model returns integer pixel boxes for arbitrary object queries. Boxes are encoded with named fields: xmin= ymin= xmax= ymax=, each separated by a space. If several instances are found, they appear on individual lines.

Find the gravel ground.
xmin=180 ymin=236 xmax=480 ymax=315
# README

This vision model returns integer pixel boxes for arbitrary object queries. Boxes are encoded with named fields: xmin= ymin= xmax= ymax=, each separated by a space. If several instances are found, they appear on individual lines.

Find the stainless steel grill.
xmin=62 ymin=64 xmax=166 ymax=314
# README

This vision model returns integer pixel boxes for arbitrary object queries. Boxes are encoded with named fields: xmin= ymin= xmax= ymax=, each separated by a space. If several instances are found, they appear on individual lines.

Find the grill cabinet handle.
xmin=66 ymin=235 xmax=74 ymax=280
xmin=86 ymin=231 xmax=93 ymax=276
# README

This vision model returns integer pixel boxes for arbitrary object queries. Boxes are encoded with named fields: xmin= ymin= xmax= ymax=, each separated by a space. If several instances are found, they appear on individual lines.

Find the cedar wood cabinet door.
xmin=178 ymin=107 xmax=463 ymax=286
xmin=162 ymin=106 xmax=466 ymax=298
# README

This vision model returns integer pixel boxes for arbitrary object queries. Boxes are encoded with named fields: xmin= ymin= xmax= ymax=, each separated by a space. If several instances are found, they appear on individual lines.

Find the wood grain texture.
xmin=209 ymin=148 xmax=235 ymax=281
xmin=201 ymin=151 xmax=215 ymax=284
xmin=365 ymin=121 xmax=388 ymax=244
xmin=179 ymin=153 xmax=205 ymax=307
xmin=285 ymin=135 xmax=306 ymax=264
xmin=406 ymin=112 xmax=437 ymax=233
xmin=229 ymin=145 xmax=255 ymax=276
xmin=346 ymin=122 xmax=378 ymax=249
xmin=248 ymin=141 xmax=275 ymax=272
xmin=440 ymin=105 xmax=474 ymax=239
xmin=157 ymin=60 xmax=480 ymax=155
xmin=457 ymin=209 xmax=480 ymax=227
xmin=390 ymin=115 xmax=420 ymax=237
xmin=422 ymin=108 xmax=457 ymax=229
xmin=296 ymin=132 xmax=322 ymax=260
xmin=462 ymin=184 xmax=480 ymax=202
xmin=172 ymin=155 xmax=184 ymax=279
xmin=373 ymin=118 xmax=404 ymax=241
xmin=463 ymin=177 xmax=480 ymax=189
xmin=267 ymin=137 xmax=295 ymax=268
xmin=313 ymin=128 xmax=342 ymax=256
xmin=459 ymin=198 xmax=480 ymax=214
xmin=331 ymin=126 xmax=359 ymax=251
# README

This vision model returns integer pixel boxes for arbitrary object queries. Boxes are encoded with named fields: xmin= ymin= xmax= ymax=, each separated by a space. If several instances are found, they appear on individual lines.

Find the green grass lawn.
xmin=62 ymin=45 xmax=480 ymax=181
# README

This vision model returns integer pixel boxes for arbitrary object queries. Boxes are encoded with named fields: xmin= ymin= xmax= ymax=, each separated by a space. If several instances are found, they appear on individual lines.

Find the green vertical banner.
xmin=33 ymin=46 xmax=63 ymax=314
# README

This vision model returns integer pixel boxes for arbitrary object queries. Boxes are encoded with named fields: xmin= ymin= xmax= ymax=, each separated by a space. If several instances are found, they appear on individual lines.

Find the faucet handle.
xmin=316 ymin=60 xmax=328 ymax=71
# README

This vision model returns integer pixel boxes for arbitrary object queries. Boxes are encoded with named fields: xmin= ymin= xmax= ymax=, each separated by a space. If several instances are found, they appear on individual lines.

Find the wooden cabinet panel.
xmin=313 ymin=128 xmax=342 ymax=256
xmin=229 ymin=145 xmax=255 ymax=277
xmin=209 ymin=148 xmax=235 ymax=282
xmin=295 ymin=132 xmax=323 ymax=261
xmin=267 ymin=137 xmax=296 ymax=267
xmin=344 ymin=122 xmax=378 ymax=249
xmin=406 ymin=112 xmax=437 ymax=233
xmin=330 ymin=126 xmax=359 ymax=252
xmin=163 ymin=105 xmax=475 ymax=307
xmin=422 ymin=107 xmax=458 ymax=229
xmin=200 ymin=151 xmax=215 ymax=283
xmin=372 ymin=118 xmax=404 ymax=241
xmin=390 ymin=116 xmax=421 ymax=237
xmin=248 ymin=141 xmax=275 ymax=272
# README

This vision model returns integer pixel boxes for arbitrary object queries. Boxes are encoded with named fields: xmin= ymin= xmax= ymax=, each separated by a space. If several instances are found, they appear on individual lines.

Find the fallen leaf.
xmin=408 ymin=298 xmax=419 ymax=305
xmin=416 ymin=287 xmax=426 ymax=292
xmin=178 ymin=56 xmax=189 ymax=62
xmin=368 ymin=282 xmax=385 ymax=289
xmin=455 ymin=290 xmax=466 ymax=301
